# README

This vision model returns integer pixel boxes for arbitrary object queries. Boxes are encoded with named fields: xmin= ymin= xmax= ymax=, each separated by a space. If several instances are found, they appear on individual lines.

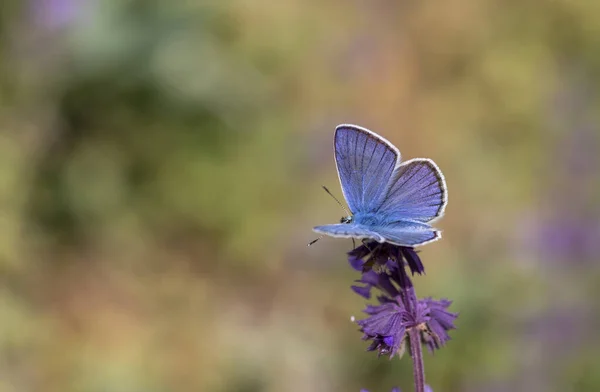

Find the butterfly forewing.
xmin=335 ymin=125 xmax=399 ymax=213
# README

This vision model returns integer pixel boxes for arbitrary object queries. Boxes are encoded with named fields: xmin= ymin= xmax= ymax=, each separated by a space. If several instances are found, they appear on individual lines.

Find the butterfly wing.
xmin=370 ymin=220 xmax=441 ymax=247
xmin=313 ymin=220 xmax=439 ymax=246
xmin=378 ymin=158 xmax=447 ymax=223
xmin=334 ymin=125 xmax=399 ymax=213
xmin=313 ymin=223 xmax=385 ymax=243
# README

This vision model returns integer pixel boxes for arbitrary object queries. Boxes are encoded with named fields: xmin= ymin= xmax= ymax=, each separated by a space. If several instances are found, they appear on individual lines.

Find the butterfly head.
xmin=340 ymin=215 xmax=353 ymax=224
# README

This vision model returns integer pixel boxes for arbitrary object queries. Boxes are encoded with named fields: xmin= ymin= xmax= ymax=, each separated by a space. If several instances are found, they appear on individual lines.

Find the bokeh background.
xmin=1 ymin=1 xmax=599 ymax=391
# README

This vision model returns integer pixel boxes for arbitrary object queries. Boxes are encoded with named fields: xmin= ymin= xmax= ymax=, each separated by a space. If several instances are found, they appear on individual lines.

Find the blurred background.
xmin=0 ymin=0 xmax=599 ymax=391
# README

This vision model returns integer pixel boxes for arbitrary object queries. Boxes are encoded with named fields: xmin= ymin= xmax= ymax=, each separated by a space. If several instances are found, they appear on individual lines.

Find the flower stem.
xmin=408 ymin=326 xmax=426 ymax=392
xmin=395 ymin=247 xmax=426 ymax=392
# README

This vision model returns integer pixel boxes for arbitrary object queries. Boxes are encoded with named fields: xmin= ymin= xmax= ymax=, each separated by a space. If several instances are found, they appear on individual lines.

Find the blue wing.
xmin=379 ymin=158 xmax=447 ymax=223
xmin=371 ymin=219 xmax=441 ymax=246
xmin=313 ymin=223 xmax=385 ymax=243
xmin=334 ymin=125 xmax=399 ymax=214
xmin=314 ymin=220 xmax=440 ymax=247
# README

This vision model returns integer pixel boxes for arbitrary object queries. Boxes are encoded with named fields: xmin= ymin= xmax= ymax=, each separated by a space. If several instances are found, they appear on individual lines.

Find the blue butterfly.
xmin=313 ymin=124 xmax=448 ymax=247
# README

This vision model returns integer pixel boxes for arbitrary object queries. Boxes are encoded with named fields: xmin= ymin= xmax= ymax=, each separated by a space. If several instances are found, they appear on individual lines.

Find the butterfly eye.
xmin=340 ymin=216 xmax=353 ymax=224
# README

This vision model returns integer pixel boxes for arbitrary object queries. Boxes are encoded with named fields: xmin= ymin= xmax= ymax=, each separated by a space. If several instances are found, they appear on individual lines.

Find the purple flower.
xmin=357 ymin=294 xmax=456 ymax=357
xmin=350 ymin=242 xmax=457 ymax=358
xmin=348 ymin=242 xmax=420 ymax=300
xmin=349 ymin=241 xmax=425 ymax=276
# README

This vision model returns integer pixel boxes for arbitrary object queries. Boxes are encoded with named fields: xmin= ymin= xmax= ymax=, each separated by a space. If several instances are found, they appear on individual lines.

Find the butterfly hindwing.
xmin=369 ymin=220 xmax=441 ymax=246
xmin=379 ymin=158 xmax=447 ymax=223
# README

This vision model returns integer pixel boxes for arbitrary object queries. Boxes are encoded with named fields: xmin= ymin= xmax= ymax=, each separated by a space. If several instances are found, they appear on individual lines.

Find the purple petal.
xmin=357 ymin=300 xmax=410 ymax=357
xmin=361 ymin=270 xmax=380 ymax=285
xmin=387 ymin=257 xmax=413 ymax=290
xmin=352 ymin=284 xmax=372 ymax=299
xmin=383 ymin=335 xmax=395 ymax=346
xmin=424 ymin=298 xmax=458 ymax=330
xmin=400 ymin=247 xmax=425 ymax=275
xmin=348 ymin=255 xmax=365 ymax=271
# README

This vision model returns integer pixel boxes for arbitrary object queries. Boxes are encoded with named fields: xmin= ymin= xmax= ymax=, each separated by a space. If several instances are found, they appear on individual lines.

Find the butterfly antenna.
xmin=308 ymin=186 xmax=350 ymax=247
xmin=322 ymin=186 xmax=351 ymax=216
xmin=308 ymin=236 xmax=323 ymax=247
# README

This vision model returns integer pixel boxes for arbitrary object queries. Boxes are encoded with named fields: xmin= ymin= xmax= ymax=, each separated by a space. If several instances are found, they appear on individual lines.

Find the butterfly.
xmin=313 ymin=124 xmax=447 ymax=247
